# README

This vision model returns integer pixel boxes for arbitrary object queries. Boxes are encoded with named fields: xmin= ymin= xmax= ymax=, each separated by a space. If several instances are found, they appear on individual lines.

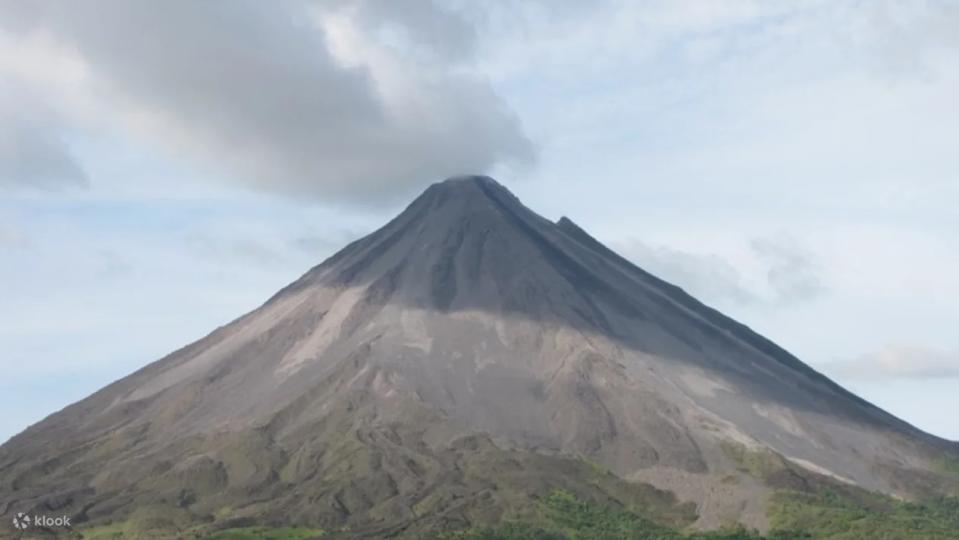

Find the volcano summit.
xmin=2 ymin=176 xmax=957 ymax=538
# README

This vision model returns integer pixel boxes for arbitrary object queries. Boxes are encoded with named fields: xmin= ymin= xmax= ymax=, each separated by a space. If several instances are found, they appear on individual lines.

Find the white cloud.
xmin=616 ymin=232 xmax=823 ymax=308
xmin=750 ymin=234 xmax=825 ymax=304
xmin=616 ymin=240 xmax=756 ymax=306
xmin=827 ymin=345 xmax=959 ymax=380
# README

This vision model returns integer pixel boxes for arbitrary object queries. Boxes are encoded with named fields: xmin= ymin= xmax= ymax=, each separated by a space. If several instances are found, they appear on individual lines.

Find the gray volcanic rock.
xmin=1 ymin=175 xmax=956 ymax=536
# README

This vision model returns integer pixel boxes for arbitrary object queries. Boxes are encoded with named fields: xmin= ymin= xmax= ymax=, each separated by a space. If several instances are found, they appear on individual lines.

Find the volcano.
xmin=2 ymin=176 xmax=957 ymax=538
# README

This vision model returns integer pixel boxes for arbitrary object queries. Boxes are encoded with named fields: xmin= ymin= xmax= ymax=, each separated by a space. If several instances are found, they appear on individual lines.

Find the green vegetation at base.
xmin=78 ymin=521 xmax=129 ymax=539
xmin=433 ymin=489 xmax=959 ymax=540
xmin=434 ymin=490 xmax=763 ymax=540
xmin=935 ymin=455 xmax=959 ymax=477
xmin=719 ymin=441 xmax=787 ymax=481
xmin=76 ymin=489 xmax=959 ymax=540
xmin=200 ymin=526 xmax=327 ymax=539
xmin=769 ymin=490 xmax=959 ymax=539
xmin=78 ymin=523 xmax=326 ymax=539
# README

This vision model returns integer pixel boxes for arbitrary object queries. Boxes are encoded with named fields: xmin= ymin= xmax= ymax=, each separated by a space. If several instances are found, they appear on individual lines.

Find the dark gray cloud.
xmin=0 ymin=0 xmax=533 ymax=204
xmin=0 ymin=118 xmax=87 ymax=190
xmin=827 ymin=345 xmax=959 ymax=380
xmin=0 ymin=84 xmax=87 ymax=190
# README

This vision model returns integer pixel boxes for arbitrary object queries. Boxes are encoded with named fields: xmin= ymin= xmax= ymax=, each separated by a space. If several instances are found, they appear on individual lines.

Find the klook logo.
xmin=11 ymin=513 xmax=30 ymax=530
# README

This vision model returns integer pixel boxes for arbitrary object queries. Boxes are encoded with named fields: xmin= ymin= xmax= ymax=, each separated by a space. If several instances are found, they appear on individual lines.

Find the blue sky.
xmin=1 ymin=0 xmax=958 ymax=442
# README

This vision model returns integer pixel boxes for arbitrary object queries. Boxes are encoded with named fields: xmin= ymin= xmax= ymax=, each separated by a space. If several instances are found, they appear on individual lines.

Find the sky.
xmin=1 ymin=0 xmax=957 ymax=443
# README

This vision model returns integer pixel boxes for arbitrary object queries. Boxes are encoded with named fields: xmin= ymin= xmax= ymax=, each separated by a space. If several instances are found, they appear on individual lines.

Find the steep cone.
xmin=2 ymin=176 xmax=956 ymax=536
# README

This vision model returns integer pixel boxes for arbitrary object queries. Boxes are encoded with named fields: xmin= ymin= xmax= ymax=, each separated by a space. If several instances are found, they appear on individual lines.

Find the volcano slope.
xmin=1 ymin=176 xmax=957 ymax=538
